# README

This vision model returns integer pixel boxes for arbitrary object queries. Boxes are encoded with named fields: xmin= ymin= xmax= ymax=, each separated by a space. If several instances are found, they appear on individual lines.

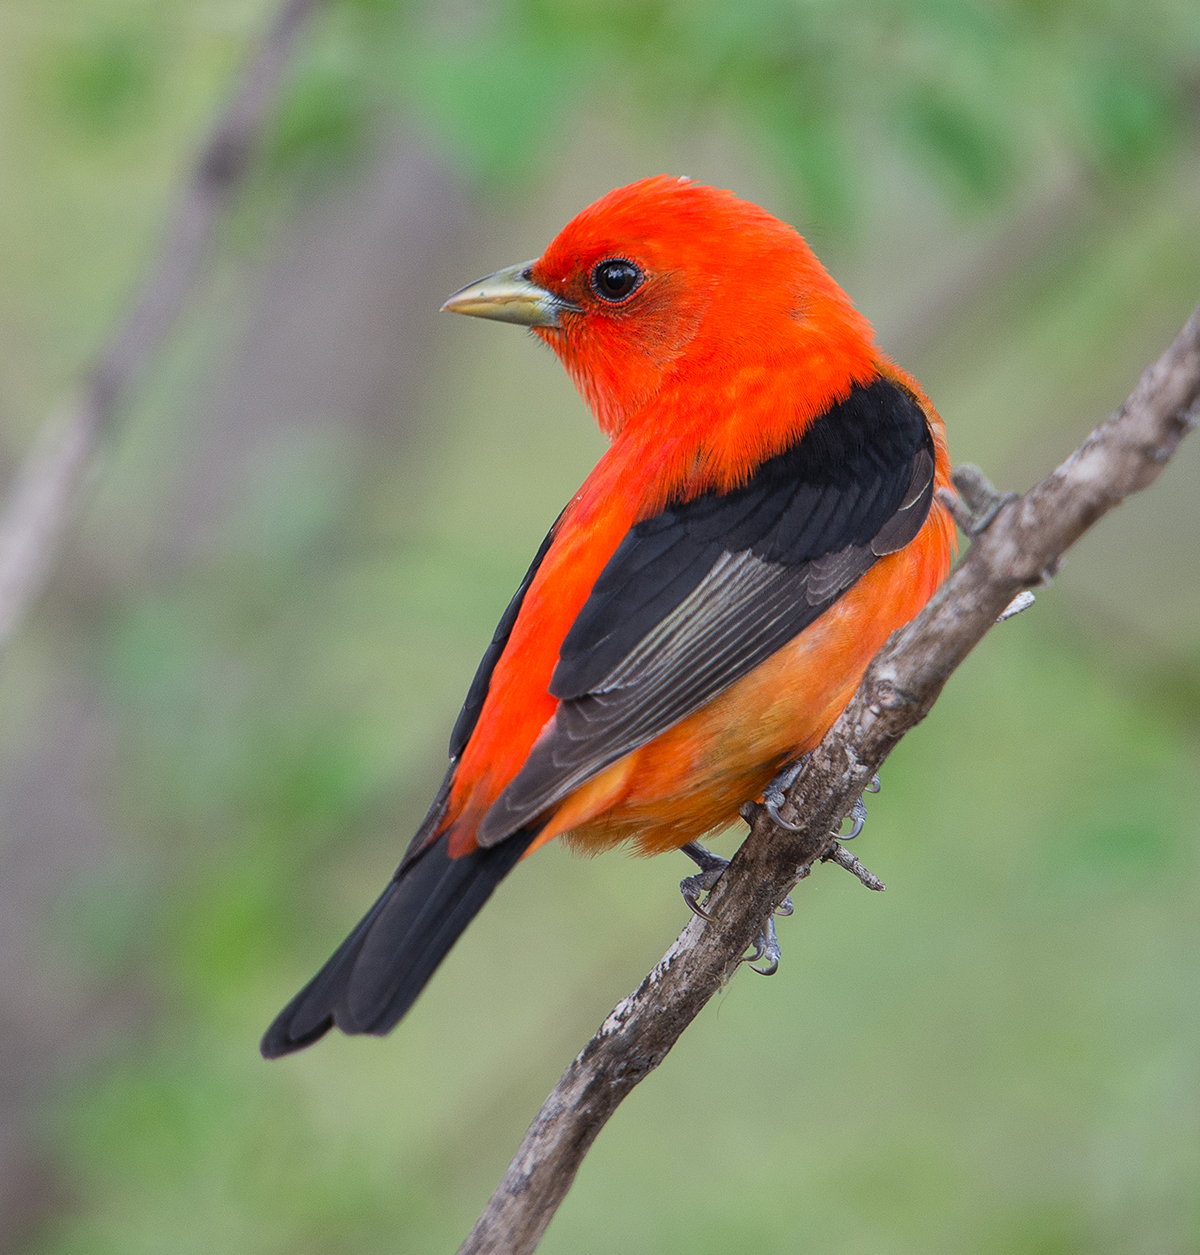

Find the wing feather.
xmin=471 ymin=377 xmax=938 ymax=847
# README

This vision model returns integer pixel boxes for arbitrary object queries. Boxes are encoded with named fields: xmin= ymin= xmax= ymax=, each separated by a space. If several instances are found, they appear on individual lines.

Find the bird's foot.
xmin=679 ymin=840 xmax=728 ymax=922
xmin=762 ymin=758 xmax=809 ymax=830
xmin=825 ymin=772 xmax=885 ymax=885
xmin=681 ymin=762 xmax=884 ymax=975
xmin=742 ymin=894 xmax=796 ymax=975
xmin=765 ymin=759 xmax=881 ymax=842
xmin=743 ymin=914 xmax=783 ymax=976
xmin=679 ymin=841 xmax=794 ymax=975
xmin=739 ymin=841 xmax=885 ymax=977
xmin=838 ymin=771 xmax=882 ymax=839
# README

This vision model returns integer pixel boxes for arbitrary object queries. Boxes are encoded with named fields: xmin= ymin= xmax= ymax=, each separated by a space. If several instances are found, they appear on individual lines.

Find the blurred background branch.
xmin=0 ymin=2 xmax=1198 ymax=1253
xmin=0 ymin=0 xmax=325 ymax=651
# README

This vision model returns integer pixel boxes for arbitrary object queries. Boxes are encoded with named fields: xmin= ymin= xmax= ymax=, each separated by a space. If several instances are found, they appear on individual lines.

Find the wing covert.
xmin=476 ymin=377 xmax=937 ymax=846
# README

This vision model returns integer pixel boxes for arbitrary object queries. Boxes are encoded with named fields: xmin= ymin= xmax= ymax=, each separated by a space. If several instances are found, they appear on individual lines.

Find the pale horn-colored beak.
xmin=440 ymin=261 xmax=578 ymax=327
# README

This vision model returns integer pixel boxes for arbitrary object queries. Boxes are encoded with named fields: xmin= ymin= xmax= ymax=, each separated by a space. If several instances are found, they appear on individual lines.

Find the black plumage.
xmin=477 ymin=378 xmax=934 ymax=845
xmin=261 ymin=827 xmax=537 ymax=1057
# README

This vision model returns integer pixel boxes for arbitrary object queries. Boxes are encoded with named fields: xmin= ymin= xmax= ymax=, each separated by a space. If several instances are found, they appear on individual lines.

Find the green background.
xmin=1 ymin=1 xmax=1199 ymax=1251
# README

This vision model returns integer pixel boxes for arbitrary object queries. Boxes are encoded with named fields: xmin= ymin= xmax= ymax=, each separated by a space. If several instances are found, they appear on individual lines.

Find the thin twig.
xmin=457 ymin=301 xmax=1200 ymax=1255
xmin=0 ymin=0 xmax=325 ymax=650
xmin=822 ymin=841 xmax=886 ymax=890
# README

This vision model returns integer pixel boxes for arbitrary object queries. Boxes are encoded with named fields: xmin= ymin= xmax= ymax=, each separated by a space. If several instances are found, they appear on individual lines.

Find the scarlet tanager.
xmin=262 ymin=175 xmax=955 ymax=1057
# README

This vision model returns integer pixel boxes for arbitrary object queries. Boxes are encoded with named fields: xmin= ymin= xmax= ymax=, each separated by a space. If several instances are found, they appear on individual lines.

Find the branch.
xmin=458 ymin=301 xmax=1200 ymax=1255
xmin=0 ymin=0 xmax=325 ymax=649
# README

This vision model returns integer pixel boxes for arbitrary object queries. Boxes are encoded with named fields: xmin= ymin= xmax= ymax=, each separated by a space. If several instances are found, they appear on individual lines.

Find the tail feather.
xmin=261 ymin=829 xmax=537 ymax=1059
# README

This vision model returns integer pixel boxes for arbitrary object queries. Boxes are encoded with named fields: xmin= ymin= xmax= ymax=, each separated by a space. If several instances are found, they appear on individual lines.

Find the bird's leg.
xmin=679 ymin=841 xmax=795 ymax=975
xmin=683 ymin=766 xmax=884 ymax=974
xmin=679 ymin=841 xmax=728 ymax=922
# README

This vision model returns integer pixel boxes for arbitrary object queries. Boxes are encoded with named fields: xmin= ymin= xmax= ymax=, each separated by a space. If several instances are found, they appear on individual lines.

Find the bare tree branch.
xmin=0 ymin=0 xmax=325 ymax=649
xmin=458 ymin=301 xmax=1200 ymax=1255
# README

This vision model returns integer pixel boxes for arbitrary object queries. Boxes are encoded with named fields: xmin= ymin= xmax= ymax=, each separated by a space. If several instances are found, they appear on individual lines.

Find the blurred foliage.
xmin=11 ymin=0 xmax=1197 ymax=240
xmin=252 ymin=0 xmax=1200 ymax=224
xmin=1 ymin=1 xmax=1199 ymax=1254
xmin=39 ymin=24 xmax=160 ymax=140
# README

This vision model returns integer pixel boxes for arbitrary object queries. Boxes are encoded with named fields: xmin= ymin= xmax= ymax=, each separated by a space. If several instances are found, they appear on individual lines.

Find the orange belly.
xmin=530 ymin=508 xmax=954 ymax=857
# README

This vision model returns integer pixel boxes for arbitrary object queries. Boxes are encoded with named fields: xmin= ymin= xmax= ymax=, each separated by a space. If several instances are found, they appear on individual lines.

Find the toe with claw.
xmin=841 ymin=794 xmax=868 ymax=840
xmin=743 ymin=889 xmax=797 ymax=975
xmin=837 ymin=771 xmax=880 ymax=839
xmin=762 ymin=758 xmax=808 ymax=831
xmin=765 ymin=760 xmax=880 ymax=842
xmin=680 ymin=841 xmax=796 ymax=975
xmin=679 ymin=840 xmax=729 ymax=921
xmin=744 ymin=915 xmax=782 ymax=976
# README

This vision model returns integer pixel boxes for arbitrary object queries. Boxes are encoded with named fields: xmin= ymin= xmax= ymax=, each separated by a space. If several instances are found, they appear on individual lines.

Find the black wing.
xmin=474 ymin=377 xmax=935 ymax=846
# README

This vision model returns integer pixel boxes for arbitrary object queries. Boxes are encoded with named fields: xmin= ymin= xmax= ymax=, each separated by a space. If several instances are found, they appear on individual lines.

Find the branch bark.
xmin=458 ymin=300 xmax=1200 ymax=1255
xmin=0 ymin=0 xmax=324 ymax=649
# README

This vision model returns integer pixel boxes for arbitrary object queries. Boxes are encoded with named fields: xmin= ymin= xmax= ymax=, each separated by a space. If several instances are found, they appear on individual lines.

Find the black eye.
xmin=590 ymin=259 xmax=643 ymax=303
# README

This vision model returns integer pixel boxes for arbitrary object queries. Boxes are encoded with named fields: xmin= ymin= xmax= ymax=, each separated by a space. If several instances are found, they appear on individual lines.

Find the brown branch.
xmin=0 ymin=0 xmax=325 ymax=649
xmin=458 ymin=300 xmax=1200 ymax=1255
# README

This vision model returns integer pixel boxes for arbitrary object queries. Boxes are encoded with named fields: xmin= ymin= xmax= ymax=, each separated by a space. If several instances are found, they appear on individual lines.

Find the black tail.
xmin=261 ymin=829 xmax=537 ymax=1058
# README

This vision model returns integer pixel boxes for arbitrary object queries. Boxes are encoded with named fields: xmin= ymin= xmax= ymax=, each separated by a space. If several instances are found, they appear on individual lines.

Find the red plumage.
xmin=261 ymin=175 xmax=955 ymax=1056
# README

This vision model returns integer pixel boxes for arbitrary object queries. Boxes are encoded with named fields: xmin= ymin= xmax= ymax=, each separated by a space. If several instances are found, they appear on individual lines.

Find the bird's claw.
xmin=679 ymin=841 xmax=729 ymax=921
xmin=762 ymin=758 xmax=807 ymax=831
xmin=680 ymin=869 xmax=722 ymax=921
xmin=836 ymin=775 xmax=876 ymax=839
xmin=744 ymin=915 xmax=782 ymax=976
xmin=765 ymin=760 xmax=878 ymax=840
xmin=682 ymin=842 xmax=793 ymax=973
xmin=841 ymin=795 xmax=868 ymax=840
xmin=682 ymin=769 xmax=884 ymax=978
xmin=764 ymin=793 xmax=804 ymax=831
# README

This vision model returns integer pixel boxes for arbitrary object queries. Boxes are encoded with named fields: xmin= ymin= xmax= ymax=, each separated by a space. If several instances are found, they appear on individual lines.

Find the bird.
xmin=261 ymin=174 xmax=955 ymax=1058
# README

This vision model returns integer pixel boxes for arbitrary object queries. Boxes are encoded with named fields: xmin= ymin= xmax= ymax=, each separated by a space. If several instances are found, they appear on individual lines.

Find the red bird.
xmin=262 ymin=175 xmax=955 ymax=1057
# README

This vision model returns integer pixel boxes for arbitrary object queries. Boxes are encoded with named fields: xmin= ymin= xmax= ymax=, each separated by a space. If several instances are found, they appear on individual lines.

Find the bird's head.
xmin=443 ymin=175 xmax=875 ymax=439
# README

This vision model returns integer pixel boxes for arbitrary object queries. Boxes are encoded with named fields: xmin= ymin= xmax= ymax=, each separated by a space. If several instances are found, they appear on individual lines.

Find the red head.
xmin=444 ymin=175 xmax=879 ymax=445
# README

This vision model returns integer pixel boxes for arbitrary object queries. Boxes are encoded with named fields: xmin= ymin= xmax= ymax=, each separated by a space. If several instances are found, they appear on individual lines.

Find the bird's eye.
xmin=590 ymin=259 xmax=643 ymax=303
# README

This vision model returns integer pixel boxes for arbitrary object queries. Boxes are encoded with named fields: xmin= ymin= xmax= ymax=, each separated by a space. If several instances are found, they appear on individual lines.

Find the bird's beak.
xmin=440 ymin=261 xmax=576 ymax=327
